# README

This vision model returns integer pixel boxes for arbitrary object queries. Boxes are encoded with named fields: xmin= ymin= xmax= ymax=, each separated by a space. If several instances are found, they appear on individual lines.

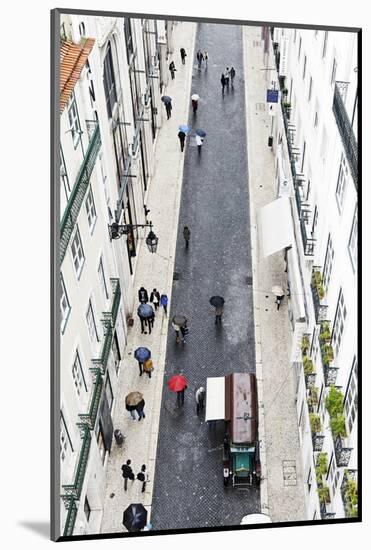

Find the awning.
xmin=259 ymin=196 xmax=294 ymax=257
xmin=205 ymin=377 xmax=225 ymax=422
xmin=60 ymin=38 xmax=95 ymax=113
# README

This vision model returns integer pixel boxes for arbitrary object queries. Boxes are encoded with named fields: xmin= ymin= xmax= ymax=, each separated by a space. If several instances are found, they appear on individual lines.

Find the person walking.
xmin=121 ymin=460 xmax=134 ymax=491
xmin=137 ymin=465 xmax=149 ymax=493
xmin=196 ymin=49 xmax=204 ymax=68
xmin=192 ymin=98 xmax=198 ymax=114
xmin=150 ymin=288 xmax=160 ymax=310
xmin=136 ymin=399 xmax=146 ymax=421
xmin=180 ymin=47 xmax=187 ymax=64
xmin=143 ymin=358 xmax=154 ymax=379
xmin=215 ymin=304 xmax=224 ymax=325
xmin=180 ymin=321 xmax=188 ymax=344
xmin=138 ymin=286 xmax=149 ymax=304
xmin=275 ymin=294 xmax=285 ymax=310
xmin=224 ymin=67 xmax=230 ymax=87
xmin=160 ymin=293 xmax=168 ymax=315
xmin=183 ymin=226 xmax=191 ymax=248
xmin=172 ymin=320 xmax=181 ymax=343
xmin=169 ymin=60 xmax=176 ymax=80
xmin=178 ymin=130 xmax=186 ymax=152
xmin=147 ymin=310 xmax=155 ymax=335
xmin=195 ymin=386 xmax=206 ymax=416
xmin=177 ymin=385 xmax=187 ymax=406
xmin=230 ymin=66 xmax=236 ymax=86
xmin=196 ymin=134 xmax=204 ymax=155
xmin=137 ymin=359 xmax=144 ymax=376
xmin=165 ymin=99 xmax=172 ymax=119
xmin=221 ymin=73 xmax=226 ymax=95
xmin=138 ymin=312 xmax=147 ymax=334
xmin=204 ymin=51 xmax=209 ymax=66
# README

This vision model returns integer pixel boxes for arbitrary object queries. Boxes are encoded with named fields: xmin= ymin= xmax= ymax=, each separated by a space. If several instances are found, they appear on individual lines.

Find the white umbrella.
xmin=240 ymin=513 xmax=272 ymax=525
xmin=271 ymin=285 xmax=284 ymax=296
xmin=191 ymin=93 xmax=200 ymax=101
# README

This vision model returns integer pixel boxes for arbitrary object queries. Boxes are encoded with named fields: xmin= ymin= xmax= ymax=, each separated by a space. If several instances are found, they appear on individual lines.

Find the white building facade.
xmin=270 ymin=26 xmax=358 ymax=520
xmin=59 ymin=14 xmax=174 ymax=536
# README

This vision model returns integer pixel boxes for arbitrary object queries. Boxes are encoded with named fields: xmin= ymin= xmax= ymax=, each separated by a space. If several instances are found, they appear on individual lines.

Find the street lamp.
xmin=108 ymin=221 xmax=158 ymax=254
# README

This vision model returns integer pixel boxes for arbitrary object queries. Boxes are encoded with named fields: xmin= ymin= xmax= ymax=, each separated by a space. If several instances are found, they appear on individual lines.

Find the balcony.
xmin=300 ymin=217 xmax=316 ymax=256
xmin=333 ymin=82 xmax=358 ymax=188
xmin=62 ymin=496 xmax=77 ymax=537
xmin=60 ymin=122 xmax=101 ymax=262
xmin=91 ymin=320 xmax=114 ymax=374
xmin=335 ymin=435 xmax=353 ymax=468
xmin=319 ymin=321 xmax=338 ymax=386
xmin=62 ymin=424 xmax=91 ymax=500
xmin=320 ymin=502 xmax=336 ymax=520
xmin=311 ymin=268 xmax=328 ymax=324
xmin=103 ymin=279 xmax=121 ymax=328
xmin=78 ymin=369 xmax=103 ymax=429
xmin=341 ymin=469 xmax=358 ymax=518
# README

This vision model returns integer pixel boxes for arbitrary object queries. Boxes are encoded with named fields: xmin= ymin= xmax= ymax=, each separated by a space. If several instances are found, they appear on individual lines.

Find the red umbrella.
xmin=167 ymin=374 xmax=187 ymax=392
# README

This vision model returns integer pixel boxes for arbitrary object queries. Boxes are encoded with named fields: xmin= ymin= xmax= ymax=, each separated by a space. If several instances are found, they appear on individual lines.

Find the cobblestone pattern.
xmin=151 ymin=22 xmax=260 ymax=531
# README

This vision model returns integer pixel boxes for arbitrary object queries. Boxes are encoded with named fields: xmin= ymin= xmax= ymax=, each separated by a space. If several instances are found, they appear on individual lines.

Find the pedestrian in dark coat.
xmin=196 ymin=49 xmax=204 ymax=68
xmin=177 ymin=385 xmax=187 ymax=406
xmin=180 ymin=47 xmax=187 ymax=64
xmin=224 ymin=67 xmax=230 ymax=87
xmin=147 ymin=310 xmax=155 ymax=334
xmin=137 ymin=465 xmax=148 ymax=493
xmin=192 ymin=99 xmax=198 ymax=114
xmin=215 ymin=304 xmax=224 ymax=325
xmin=221 ymin=73 xmax=226 ymax=95
xmin=160 ymin=293 xmax=168 ymax=315
xmin=136 ymin=399 xmax=146 ymax=421
xmin=138 ymin=312 xmax=147 ymax=334
xmin=165 ymin=100 xmax=172 ymax=119
xmin=195 ymin=386 xmax=206 ymax=415
xmin=169 ymin=61 xmax=176 ymax=80
xmin=143 ymin=358 xmax=154 ymax=379
xmin=183 ymin=226 xmax=191 ymax=248
xmin=121 ymin=459 xmax=134 ymax=491
xmin=180 ymin=322 xmax=188 ymax=343
xmin=138 ymin=286 xmax=149 ymax=304
xmin=178 ymin=130 xmax=186 ymax=152
xmin=230 ymin=66 xmax=236 ymax=86
xmin=150 ymin=288 xmax=160 ymax=310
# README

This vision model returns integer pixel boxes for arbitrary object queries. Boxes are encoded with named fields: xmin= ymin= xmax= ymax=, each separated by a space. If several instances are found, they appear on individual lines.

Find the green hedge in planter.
xmin=319 ymin=321 xmax=331 ymax=342
xmin=303 ymin=355 xmax=314 ymax=375
xmin=301 ymin=334 xmax=310 ymax=356
xmin=309 ymin=413 xmax=321 ymax=434
xmin=330 ymin=414 xmax=347 ymax=438
xmin=325 ymin=386 xmax=344 ymax=417
xmin=311 ymin=270 xmax=325 ymax=300
xmin=317 ymin=484 xmax=330 ymax=504
xmin=343 ymin=473 xmax=358 ymax=518
xmin=316 ymin=452 xmax=328 ymax=477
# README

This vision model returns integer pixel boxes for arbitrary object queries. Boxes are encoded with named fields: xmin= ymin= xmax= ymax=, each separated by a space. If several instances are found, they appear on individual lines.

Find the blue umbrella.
xmin=134 ymin=347 xmax=151 ymax=362
xmin=178 ymin=124 xmax=189 ymax=133
xmin=195 ymin=128 xmax=206 ymax=137
xmin=161 ymin=95 xmax=172 ymax=104
xmin=137 ymin=303 xmax=154 ymax=318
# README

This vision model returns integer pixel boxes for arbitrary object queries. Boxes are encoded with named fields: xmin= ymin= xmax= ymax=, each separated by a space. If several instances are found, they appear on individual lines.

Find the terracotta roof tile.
xmin=60 ymin=38 xmax=95 ymax=114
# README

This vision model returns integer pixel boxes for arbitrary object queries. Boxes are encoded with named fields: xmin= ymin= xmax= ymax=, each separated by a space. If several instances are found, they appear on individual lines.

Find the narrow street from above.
xmin=151 ymin=22 xmax=259 ymax=530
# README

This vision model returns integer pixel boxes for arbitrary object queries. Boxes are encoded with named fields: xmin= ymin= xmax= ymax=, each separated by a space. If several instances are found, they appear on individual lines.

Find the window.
xmin=98 ymin=257 xmax=109 ymax=300
xmin=327 ymin=453 xmax=340 ymax=497
xmin=307 ymin=467 xmax=312 ymax=492
xmin=105 ymin=374 xmax=114 ymax=411
xmin=97 ymin=425 xmax=107 ymax=464
xmin=67 ymin=91 xmax=81 ymax=148
xmin=332 ymin=289 xmax=347 ymax=356
xmin=348 ymin=208 xmax=358 ymax=271
xmin=344 ymin=357 xmax=358 ymax=433
xmin=322 ymin=31 xmax=328 ymax=58
xmin=72 ymin=350 xmax=88 ymax=397
xmin=86 ymin=299 xmax=100 ymax=343
xmin=85 ymin=187 xmax=97 ymax=232
xmin=322 ymin=235 xmax=334 ymax=292
xmin=60 ymin=411 xmax=74 ymax=462
xmin=60 ymin=148 xmax=70 ymax=203
xmin=308 ymin=76 xmax=313 ymax=102
xmin=298 ymin=36 xmax=302 ymax=60
xmin=302 ymin=55 xmax=307 ymax=79
xmin=336 ymin=154 xmax=348 ymax=213
xmin=79 ymin=22 xmax=85 ymax=37
xmin=71 ymin=227 xmax=85 ymax=278
xmin=60 ymin=274 xmax=71 ymax=332
xmin=311 ymin=205 xmax=318 ymax=237
xmin=84 ymin=497 xmax=91 ymax=522
xmin=330 ymin=57 xmax=337 ymax=85
xmin=113 ymin=122 xmax=127 ymax=187
xmin=103 ymin=42 xmax=117 ymax=119
xmin=124 ymin=18 xmax=134 ymax=63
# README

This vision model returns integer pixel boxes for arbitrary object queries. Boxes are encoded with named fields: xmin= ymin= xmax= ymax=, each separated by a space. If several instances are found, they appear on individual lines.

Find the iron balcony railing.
xmin=78 ymin=369 xmax=103 ymax=430
xmin=102 ymin=279 xmax=121 ymax=328
xmin=62 ymin=425 xmax=91 ymax=500
xmin=60 ymin=122 xmax=101 ymax=262
xmin=333 ymin=82 xmax=358 ymax=188
xmin=299 ymin=218 xmax=316 ymax=256
xmin=62 ymin=496 xmax=78 ymax=537
xmin=310 ymin=274 xmax=328 ymax=325
xmin=335 ymin=435 xmax=353 ymax=468
xmin=312 ymin=433 xmax=325 ymax=452
xmin=320 ymin=502 xmax=336 ymax=520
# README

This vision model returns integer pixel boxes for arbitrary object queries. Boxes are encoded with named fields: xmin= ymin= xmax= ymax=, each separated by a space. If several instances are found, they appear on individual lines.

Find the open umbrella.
xmin=125 ymin=391 xmax=143 ymax=407
xmin=123 ymin=503 xmax=148 ymax=532
xmin=271 ymin=285 xmax=284 ymax=296
xmin=167 ymin=374 xmax=187 ymax=392
xmin=172 ymin=314 xmax=187 ymax=327
xmin=191 ymin=93 xmax=200 ymax=101
xmin=137 ymin=303 xmax=154 ymax=318
xmin=161 ymin=95 xmax=172 ymax=104
xmin=209 ymin=296 xmax=225 ymax=308
xmin=178 ymin=124 xmax=189 ymax=133
xmin=195 ymin=128 xmax=206 ymax=137
xmin=134 ymin=347 xmax=151 ymax=362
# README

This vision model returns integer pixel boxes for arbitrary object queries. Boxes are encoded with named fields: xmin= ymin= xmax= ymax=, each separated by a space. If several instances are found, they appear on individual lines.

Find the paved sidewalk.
xmin=243 ymin=26 xmax=306 ymax=522
xmin=100 ymin=21 xmax=197 ymax=534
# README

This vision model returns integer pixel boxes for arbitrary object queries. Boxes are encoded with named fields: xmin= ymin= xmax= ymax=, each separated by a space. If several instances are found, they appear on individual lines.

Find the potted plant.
xmin=309 ymin=413 xmax=321 ymax=435
xmin=311 ymin=270 xmax=325 ymax=300
xmin=319 ymin=322 xmax=331 ymax=342
xmin=282 ymin=88 xmax=288 ymax=97
xmin=317 ymin=484 xmax=331 ymax=504
xmin=325 ymin=386 xmax=344 ymax=417
xmin=308 ymin=386 xmax=318 ymax=409
xmin=301 ymin=334 xmax=310 ymax=356
xmin=330 ymin=414 xmax=347 ymax=438
xmin=303 ymin=355 xmax=314 ymax=375
xmin=316 ymin=452 xmax=328 ymax=476
xmin=343 ymin=473 xmax=358 ymax=518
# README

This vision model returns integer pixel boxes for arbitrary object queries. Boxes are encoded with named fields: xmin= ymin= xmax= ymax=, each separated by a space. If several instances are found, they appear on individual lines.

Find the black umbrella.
xmin=123 ymin=503 xmax=148 ymax=532
xmin=172 ymin=314 xmax=187 ymax=327
xmin=195 ymin=128 xmax=206 ymax=137
xmin=209 ymin=296 xmax=225 ymax=308
xmin=161 ymin=95 xmax=172 ymax=104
